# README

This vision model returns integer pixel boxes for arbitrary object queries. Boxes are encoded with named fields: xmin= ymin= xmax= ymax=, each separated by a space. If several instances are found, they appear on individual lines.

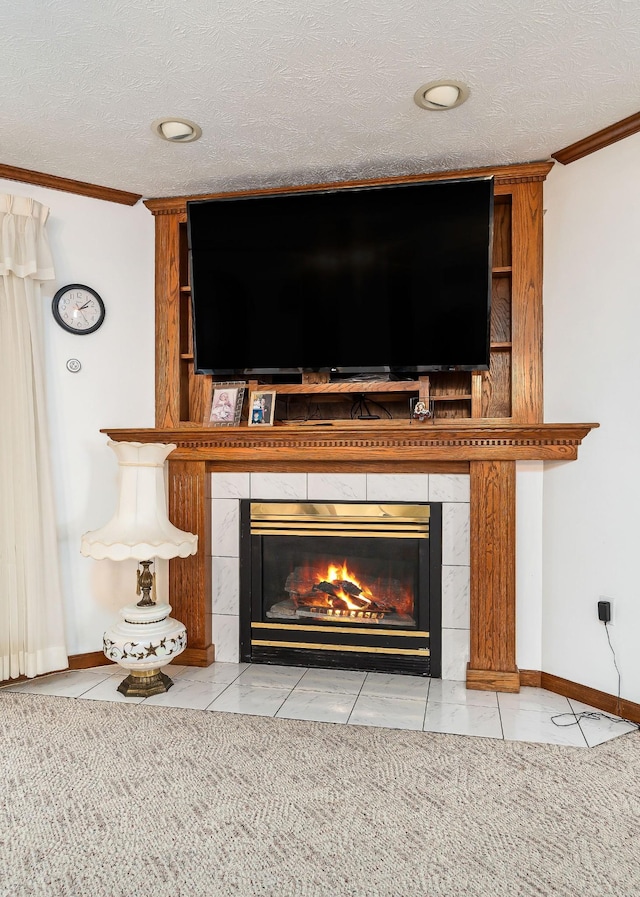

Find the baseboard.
xmin=67 ymin=645 xmax=215 ymax=670
xmin=68 ymin=651 xmax=110 ymax=670
xmin=539 ymin=671 xmax=640 ymax=725
xmin=1 ymin=654 xmax=106 ymax=685
xmin=178 ymin=645 xmax=216 ymax=666
xmin=519 ymin=669 xmax=542 ymax=687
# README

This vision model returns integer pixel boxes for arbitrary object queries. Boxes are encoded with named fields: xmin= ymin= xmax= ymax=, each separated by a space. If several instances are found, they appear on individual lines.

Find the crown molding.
xmin=552 ymin=111 xmax=640 ymax=165
xmin=0 ymin=163 xmax=142 ymax=205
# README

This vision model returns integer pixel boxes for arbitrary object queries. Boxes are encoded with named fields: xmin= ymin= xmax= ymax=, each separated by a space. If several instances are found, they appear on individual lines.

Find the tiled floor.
xmin=2 ymin=662 xmax=637 ymax=748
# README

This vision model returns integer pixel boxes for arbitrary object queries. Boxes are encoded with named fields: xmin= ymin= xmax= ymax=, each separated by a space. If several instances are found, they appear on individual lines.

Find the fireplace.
xmin=104 ymin=423 xmax=597 ymax=692
xmin=239 ymin=500 xmax=442 ymax=676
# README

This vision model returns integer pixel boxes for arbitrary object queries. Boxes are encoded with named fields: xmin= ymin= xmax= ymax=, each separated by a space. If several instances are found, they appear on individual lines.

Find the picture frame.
xmin=206 ymin=381 xmax=246 ymax=426
xmin=248 ymin=389 xmax=276 ymax=427
xmin=410 ymin=396 xmax=434 ymax=423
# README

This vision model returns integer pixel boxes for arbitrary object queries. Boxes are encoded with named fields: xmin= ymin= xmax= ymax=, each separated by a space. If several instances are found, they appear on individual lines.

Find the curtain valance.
xmin=0 ymin=194 xmax=55 ymax=280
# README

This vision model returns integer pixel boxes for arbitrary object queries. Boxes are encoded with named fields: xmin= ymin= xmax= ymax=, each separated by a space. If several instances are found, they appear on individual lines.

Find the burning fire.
xmin=320 ymin=561 xmax=373 ymax=611
xmin=282 ymin=557 xmax=414 ymax=620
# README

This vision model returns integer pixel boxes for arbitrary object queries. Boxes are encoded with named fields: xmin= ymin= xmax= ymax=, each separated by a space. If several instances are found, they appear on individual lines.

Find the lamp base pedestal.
xmin=117 ymin=669 xmax=175 ymax=697
xmin=103 ymin=602 xmax=187 ymax=697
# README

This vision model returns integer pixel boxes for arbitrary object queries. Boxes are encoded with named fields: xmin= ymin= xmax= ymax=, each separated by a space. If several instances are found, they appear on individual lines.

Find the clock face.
xmin=52 ymin=284 xmax=105 ymax=334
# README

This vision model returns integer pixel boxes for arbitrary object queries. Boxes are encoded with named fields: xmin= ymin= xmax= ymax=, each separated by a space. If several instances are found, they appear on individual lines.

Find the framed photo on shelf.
xmin=248 ymin=389 xmax=276 ymax=427
xmin=409 ymin=396 xmax=433 ymax=422
xmin=206 ymin=382 xmax=246 ymax=426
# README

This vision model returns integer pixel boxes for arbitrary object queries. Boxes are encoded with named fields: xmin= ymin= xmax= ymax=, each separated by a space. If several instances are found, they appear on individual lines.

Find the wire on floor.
xmin=551 ymin=621 xmax=639 ymax=731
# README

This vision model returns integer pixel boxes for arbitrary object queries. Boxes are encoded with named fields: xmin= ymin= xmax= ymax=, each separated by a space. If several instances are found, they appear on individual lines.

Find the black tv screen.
xmin=187 ymin=176 xmax=493 ymax=378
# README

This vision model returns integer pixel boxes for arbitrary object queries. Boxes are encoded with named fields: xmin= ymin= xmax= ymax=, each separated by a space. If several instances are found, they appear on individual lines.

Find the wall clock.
xmin=52 ymin=284 xmax=105 ymax=334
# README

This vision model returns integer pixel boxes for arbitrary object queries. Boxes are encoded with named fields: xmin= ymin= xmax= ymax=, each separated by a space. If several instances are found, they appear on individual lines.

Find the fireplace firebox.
xmin=239 ymin=501 xmax=442 ymax=676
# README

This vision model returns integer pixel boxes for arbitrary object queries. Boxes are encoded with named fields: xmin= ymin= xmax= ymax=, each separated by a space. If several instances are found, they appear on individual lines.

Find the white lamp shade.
xmin=81 ymin=441 xmax=198 ymax=561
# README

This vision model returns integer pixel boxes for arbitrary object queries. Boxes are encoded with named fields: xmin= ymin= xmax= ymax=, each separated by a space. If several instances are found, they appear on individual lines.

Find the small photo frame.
xmin=410 ymin=396 xmax=433 ymax=422
xmin=207 ymin=382 xmax=246 ymax=426
xmin=248 ymin=389 xmax=276 ymax=427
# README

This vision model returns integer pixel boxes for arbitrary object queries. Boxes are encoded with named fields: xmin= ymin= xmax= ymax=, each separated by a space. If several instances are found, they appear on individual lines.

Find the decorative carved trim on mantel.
xmin=102 ymin=422 xmax=598 ymax=463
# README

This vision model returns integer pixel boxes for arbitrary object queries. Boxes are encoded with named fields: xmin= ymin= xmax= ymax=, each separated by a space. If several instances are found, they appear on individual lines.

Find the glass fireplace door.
xmin=240 ymin=502 xmax=442 ymax=677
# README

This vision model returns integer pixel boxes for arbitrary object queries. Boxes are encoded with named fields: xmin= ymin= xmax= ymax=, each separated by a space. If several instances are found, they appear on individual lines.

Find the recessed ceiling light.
xmin=413 ymin=80 xmax=469 ymax=111
xmin=151 ymin=117 xmax=202 ymax=143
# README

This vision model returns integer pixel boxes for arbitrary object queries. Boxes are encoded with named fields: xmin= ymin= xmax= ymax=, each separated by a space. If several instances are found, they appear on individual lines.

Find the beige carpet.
xmin=1 ymin=692 xmax=639 ymax=897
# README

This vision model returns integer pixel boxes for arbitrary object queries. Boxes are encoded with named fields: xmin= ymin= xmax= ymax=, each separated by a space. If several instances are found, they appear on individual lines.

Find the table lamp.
xmin=81 ymin=440 xmax=198 ymax=697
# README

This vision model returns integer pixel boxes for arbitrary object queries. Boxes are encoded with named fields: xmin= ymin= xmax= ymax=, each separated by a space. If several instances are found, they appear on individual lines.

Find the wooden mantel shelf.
xmin=102 ymin=421 xmax=599 ymax=463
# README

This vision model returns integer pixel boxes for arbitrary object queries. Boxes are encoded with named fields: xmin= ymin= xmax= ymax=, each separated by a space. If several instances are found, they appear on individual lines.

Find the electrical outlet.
xmin=598 ymin=599 xmax=612 ymax=623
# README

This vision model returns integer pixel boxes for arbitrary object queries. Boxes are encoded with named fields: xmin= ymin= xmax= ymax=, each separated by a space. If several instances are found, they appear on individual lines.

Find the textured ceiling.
xmin=3 ymin=0 xmax=640 ymax=199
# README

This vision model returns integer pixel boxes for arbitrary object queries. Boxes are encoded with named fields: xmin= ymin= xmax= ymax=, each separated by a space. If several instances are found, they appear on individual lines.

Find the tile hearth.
xmin=2 ymin=662 xmax=636 ymax=749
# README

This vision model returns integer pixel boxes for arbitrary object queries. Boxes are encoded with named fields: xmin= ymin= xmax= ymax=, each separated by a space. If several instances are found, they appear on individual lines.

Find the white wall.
xmin=0 ymin=177 xmax=156 ymax=656
xmin=542 ymin=133 xmax=640 ymax=703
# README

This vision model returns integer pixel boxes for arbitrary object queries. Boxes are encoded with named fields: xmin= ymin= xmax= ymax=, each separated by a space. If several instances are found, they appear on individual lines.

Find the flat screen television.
xmin=187 ymin=175 xmax=494 ymax=379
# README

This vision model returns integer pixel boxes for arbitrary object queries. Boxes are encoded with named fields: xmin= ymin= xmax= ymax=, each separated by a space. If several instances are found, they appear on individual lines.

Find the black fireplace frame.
xmin=239 ymin=500 xmax=442 ymax=677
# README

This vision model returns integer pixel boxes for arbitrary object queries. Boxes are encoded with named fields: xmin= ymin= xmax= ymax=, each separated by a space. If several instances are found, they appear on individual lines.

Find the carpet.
xmin=1 ymin=692 xmax=639 ymax=897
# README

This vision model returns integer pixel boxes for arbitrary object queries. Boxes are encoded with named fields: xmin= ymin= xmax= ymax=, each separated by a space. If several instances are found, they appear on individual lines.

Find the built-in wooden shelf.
xmin=259 ymin=380 xmax=419 ymax=395
xmin=150 ymin=161 xmax=554 ymax=430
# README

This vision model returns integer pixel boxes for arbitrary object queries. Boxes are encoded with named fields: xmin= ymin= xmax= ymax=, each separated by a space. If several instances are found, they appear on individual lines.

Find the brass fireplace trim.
xmin=251 ymin=502 xmax=432 ymax=520
xmin=254 ymin=525 xmax=429 ymax=538
xmin=252 ymin=621 xmax=429 ymax=637
xmin=251 ymin=639 xmax=430 ymax=656
xmin=251 ymin=502 xmax=431 ymax=538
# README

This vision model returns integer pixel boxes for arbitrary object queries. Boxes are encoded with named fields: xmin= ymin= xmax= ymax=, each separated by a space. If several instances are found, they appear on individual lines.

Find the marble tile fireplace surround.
xmin=211 ymin=471 xmax=468 ymax=679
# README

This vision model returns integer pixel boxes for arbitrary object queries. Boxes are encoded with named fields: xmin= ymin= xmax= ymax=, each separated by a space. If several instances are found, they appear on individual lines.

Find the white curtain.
xmin=0 ymin=193 xmax=68 ymax=679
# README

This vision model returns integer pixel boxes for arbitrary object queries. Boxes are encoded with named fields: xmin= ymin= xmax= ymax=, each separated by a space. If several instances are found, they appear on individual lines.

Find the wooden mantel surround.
xmin=103 ymin=421 xmax=598 ymax=693
xmin=109 ymin=159 xmax=599 ymax=693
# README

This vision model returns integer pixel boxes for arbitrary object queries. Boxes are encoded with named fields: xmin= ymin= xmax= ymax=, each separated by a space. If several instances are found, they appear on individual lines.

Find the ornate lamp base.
xmin=116 ymin=668 xmax=175 ymax=697
xmin=103 ymin=602 xmax=187 ymax=697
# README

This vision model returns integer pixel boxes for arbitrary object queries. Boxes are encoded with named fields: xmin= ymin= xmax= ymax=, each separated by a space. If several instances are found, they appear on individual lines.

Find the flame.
xmin=319 ymin=561 xmax=373 ymax=610
xmin=284 ymin=556 xmax=416 ymax=618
